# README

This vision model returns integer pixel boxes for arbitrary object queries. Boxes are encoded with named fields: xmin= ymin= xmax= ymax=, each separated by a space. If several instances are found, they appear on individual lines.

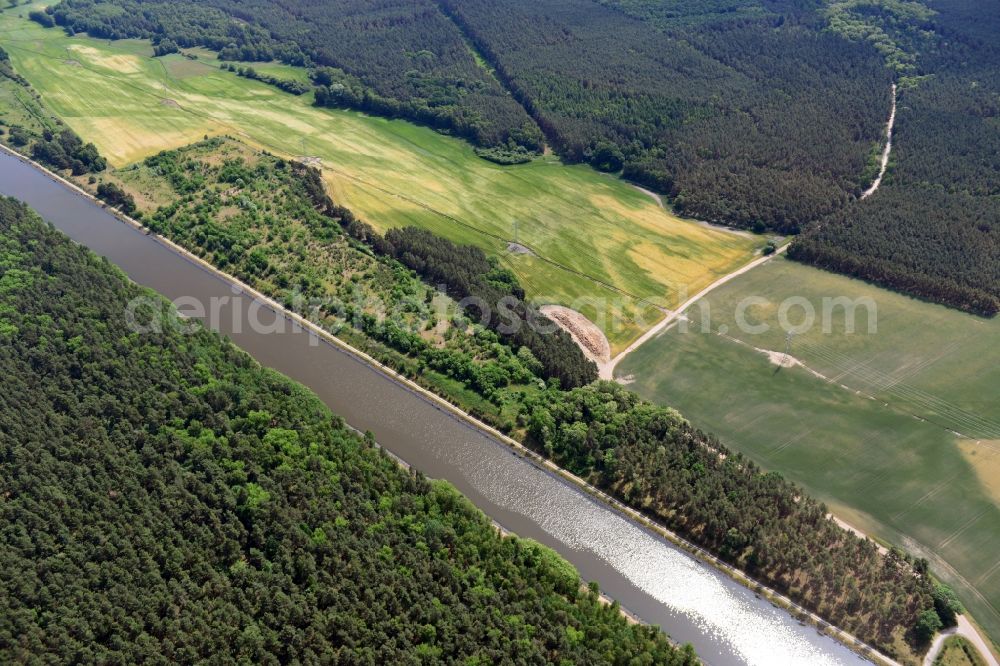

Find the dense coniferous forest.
xmin=438 ymin=0 xmax=891 ymax=233
xmin=0 ymin=197 xmax=696 ymax=664
xmin=789 ymin=0 xmax=1000 ymax=315
xmin=523 ymin=382 xmax=960 ymax=658
xmin=208 ymin=0 xmax=543 ymax=150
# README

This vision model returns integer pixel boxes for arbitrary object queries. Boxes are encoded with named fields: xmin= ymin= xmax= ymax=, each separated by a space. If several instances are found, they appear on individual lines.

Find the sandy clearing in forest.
xmin=540 ymin=304 xmax=611 ymax=364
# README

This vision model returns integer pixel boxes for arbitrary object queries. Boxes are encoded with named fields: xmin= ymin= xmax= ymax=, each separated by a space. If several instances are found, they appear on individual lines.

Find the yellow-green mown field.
xmin=0 ymin=5 xmax=761 ymax=352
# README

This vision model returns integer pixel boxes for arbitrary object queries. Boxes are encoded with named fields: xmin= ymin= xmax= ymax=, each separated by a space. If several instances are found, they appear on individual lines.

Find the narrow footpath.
xmin=861 ymin=83 xmax=898 ymax=200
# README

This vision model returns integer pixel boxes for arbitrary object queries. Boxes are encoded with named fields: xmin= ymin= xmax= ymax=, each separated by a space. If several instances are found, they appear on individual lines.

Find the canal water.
xmin=0 ymin=149 xmax=868 ymax=666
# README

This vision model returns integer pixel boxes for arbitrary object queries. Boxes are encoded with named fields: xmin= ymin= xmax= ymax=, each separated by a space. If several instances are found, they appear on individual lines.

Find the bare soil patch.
xmin=507 ymin=241 xmax=535 ymax=256
xmin=540 ymin=304 xmax=611 ymax=364
xmin=764 ymin=349 xmax=800 ymax=368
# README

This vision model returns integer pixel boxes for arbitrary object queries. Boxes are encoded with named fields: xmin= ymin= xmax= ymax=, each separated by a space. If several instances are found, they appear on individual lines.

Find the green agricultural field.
xmin=618 ymin=256 xmax=1000 ymax=648
xmin=0 ymin=5 xmax=760 ymax=352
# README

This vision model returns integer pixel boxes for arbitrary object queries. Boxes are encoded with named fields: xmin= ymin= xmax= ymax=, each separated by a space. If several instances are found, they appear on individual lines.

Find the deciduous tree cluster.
xmin=17 ymin=126 xmax=105 ymax=176
xmin=222 ymin=63 xmax=310 ymax=96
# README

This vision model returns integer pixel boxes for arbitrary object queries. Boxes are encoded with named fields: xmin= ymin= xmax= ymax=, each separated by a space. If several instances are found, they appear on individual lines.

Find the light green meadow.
xmin=0 ymin=6 xmax=761 ymax=352
xmin=618 ymin=257 xmax=1000 ymax=648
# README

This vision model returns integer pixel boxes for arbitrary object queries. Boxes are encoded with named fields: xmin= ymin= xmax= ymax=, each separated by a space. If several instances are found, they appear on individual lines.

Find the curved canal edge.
xmin=0 ymin=142 xmax=896 ymax=665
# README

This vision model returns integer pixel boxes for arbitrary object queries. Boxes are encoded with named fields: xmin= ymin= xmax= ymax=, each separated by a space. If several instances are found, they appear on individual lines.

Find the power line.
xmin=781 ymin=330 xmax=793 ymax=366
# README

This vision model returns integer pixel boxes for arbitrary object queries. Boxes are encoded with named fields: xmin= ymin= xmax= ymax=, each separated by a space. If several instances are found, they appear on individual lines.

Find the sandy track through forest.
xmin=602 ymin=81 xmax=896 ymax=378
xmin=861 ymin=84 xmax=897 ymax=200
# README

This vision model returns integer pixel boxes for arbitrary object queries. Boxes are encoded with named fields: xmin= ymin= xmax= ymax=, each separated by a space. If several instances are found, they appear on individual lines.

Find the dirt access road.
xmin=599 ymin=242 xmax=789 ymax=380
xmin=861 ymin=83 xmax=898 ymax=200
xmin=603 ymin=82 xmax=896 ymax=379
xmin=923 ymin=615 xmax=999 ymax=666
